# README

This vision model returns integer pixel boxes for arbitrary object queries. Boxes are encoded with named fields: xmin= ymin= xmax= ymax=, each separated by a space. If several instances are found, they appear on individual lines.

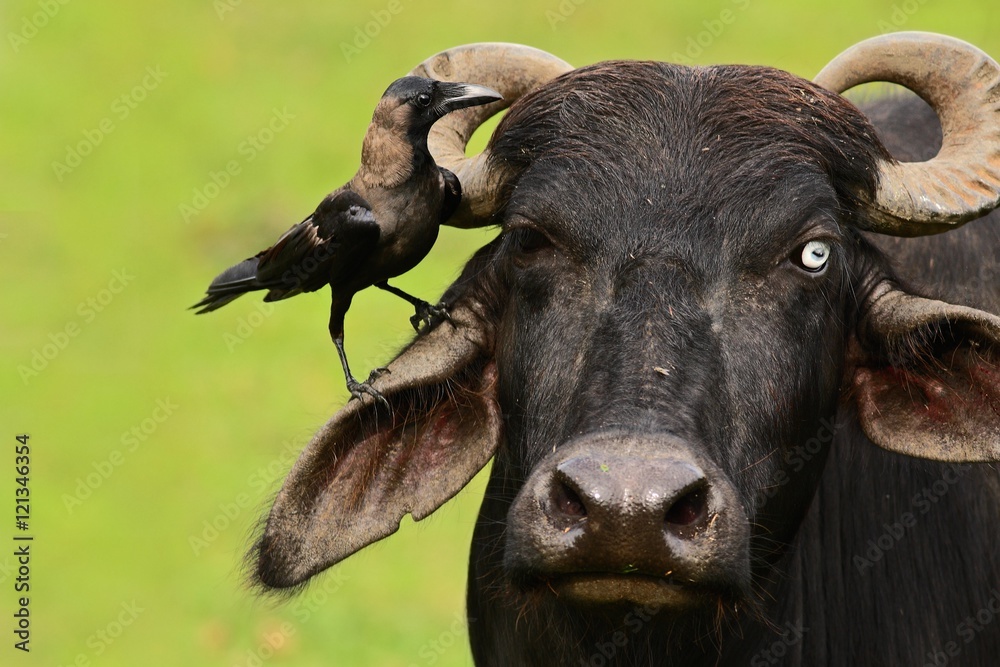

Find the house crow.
xmin=193 ymin=76 xmax=502 ymax=402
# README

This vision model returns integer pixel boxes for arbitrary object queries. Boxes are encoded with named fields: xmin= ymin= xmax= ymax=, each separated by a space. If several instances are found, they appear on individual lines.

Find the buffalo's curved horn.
xmin=815 ymin=32 xmax=1000 ymax=236
xmin=409 ymin=43 xmax=573 ymax=228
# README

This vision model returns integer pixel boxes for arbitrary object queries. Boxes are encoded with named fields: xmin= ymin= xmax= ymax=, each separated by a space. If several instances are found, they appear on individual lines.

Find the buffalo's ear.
xmin=852 ymin=284 xmax=1000 ymax=461
xmin=253 ymin=249 xmax=504 ymax=589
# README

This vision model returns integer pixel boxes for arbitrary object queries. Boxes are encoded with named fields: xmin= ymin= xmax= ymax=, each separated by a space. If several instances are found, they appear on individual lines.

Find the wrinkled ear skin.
xmin=852 ymin=281 xmax=1000 ymax=462
xmin=253 ymin=241 xmax=506 ymax=589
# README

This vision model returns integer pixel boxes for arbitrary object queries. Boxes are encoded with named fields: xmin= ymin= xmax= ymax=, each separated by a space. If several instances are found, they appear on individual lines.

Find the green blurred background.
xmin=3 ymin=0 xmax=998 ymax=665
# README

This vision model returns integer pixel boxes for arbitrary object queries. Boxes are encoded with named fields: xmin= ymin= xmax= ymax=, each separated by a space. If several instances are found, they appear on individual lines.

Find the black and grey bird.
xmin=192 ymin=77 xmax=502 ymax=402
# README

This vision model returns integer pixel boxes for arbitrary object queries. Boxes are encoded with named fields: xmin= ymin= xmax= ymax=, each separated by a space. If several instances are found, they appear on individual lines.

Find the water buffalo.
xmin=252 ymin=34 xmax=1000 ymax=665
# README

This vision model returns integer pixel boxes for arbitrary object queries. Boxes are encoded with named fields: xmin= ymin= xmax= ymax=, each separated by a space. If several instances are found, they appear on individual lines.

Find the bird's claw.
xmin=346 ymin=375 xmax=389 ymax=408
xmin=409 ymin=301 xmax=451 ymax=333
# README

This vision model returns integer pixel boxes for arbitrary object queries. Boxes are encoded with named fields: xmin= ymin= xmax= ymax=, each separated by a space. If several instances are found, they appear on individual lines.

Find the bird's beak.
xmin=436 ymin=82 xmax=503 ymax=114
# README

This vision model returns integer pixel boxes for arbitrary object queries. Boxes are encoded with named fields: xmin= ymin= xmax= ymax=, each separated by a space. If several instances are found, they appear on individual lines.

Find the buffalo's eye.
xmin=513 ymin=228 xmax=553 ymax=255
xmin=415 ymin=93 xmax=432 ymax=108
xmin=795 ymin=240 xmax=831 ymax=273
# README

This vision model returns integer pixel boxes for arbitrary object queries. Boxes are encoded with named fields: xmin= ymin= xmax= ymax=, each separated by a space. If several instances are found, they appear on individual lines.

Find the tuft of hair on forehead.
xmin=488 ymin=60 xmax=893 ymax=222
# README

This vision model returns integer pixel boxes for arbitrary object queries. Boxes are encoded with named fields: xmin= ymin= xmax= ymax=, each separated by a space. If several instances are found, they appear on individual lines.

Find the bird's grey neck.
xmin=359 ymin=124 xmax=431 ymax=189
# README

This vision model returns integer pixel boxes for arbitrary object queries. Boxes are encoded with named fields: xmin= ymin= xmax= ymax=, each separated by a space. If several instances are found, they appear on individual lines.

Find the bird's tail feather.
xmin=191 ymin=257 xmax=262 ymax=313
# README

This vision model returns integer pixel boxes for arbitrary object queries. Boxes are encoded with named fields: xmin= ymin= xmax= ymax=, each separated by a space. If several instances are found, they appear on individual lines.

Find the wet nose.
xmin=549 ymin=455 xmax=712 ymax=543
xmin=504 ymin=435 xmax=750 ymax=604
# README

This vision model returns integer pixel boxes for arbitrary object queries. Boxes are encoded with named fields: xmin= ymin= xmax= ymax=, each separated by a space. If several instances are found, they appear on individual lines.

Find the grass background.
xmin=3 ymin=0 xmax=999 ymax=665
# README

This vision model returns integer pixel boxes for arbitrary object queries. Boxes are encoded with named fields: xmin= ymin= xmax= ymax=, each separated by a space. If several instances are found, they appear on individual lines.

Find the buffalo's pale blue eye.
xmin=800 ymin=240 xmax=831 ymax=272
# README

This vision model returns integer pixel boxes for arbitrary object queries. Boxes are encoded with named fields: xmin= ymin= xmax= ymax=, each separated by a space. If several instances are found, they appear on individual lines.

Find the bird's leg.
xmin=329 ymin=307 xmax=389 ymax=407
xmin=332 ymin=334 xmax=389 ymax=407
xmin=375 ymin=281 xmax=450 ymax=333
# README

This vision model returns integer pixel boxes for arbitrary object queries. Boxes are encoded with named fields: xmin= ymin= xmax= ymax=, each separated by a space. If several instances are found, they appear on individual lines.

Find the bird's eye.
xmin=795 ymin=240 xmax=832 ymax=273
xmin=415 ymin=93 xmax=432 ymax=108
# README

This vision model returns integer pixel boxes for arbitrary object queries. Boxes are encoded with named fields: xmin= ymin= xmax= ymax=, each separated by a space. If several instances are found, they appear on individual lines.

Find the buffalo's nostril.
xmin=550 ymin=479 xmax=588 ymax=523
xmin=507 ymin=441 xmax=752 ymax=605
xmin=663 ymin=485 xmax=709 ymax=538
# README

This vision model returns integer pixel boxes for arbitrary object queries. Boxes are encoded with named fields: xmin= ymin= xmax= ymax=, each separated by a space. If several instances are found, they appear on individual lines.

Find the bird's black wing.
xmin=438 ymin=167 xmax=462 ymax=224
xmin=256 ymin=190 xmax=380 ymax=301
xmin=253 ymin=218 xmax=336 ymax=300
xmin=191 ymin=190 xmax=379 ymax=313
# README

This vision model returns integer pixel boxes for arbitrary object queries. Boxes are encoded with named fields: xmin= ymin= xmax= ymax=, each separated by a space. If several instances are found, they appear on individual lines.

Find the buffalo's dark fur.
xmin=254 ymin=61 xmax=1000 ymax=666
xmin=437 ymin=63 xmax=1000 ymax=665
xmin=492 ymin=62 xmax=890 ymax=220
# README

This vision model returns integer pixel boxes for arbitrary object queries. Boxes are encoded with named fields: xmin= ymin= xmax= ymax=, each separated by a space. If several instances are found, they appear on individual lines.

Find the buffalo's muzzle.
xmin=504 ymin=434 xmax=751 ymax=608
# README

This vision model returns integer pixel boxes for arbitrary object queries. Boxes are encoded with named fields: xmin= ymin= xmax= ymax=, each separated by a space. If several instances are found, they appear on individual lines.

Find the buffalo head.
xmin=250 ymin=33 xmax=1000 ymax=666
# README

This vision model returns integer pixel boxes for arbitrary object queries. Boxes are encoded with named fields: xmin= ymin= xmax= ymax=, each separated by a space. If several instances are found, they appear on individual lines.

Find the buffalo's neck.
xmin=771 ymin=415 xmax=1000 ymax=666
